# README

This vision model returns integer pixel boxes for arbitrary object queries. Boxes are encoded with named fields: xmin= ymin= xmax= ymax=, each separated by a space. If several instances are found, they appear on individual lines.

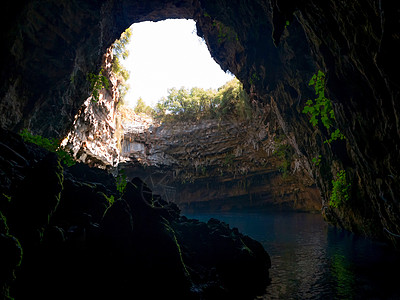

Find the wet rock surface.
xmin=0 ymin=130 xmax=270 ymax=299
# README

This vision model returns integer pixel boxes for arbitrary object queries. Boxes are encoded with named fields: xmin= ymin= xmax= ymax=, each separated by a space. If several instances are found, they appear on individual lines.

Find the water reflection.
xmin=184 ymin=211 xmax=400 ymax=300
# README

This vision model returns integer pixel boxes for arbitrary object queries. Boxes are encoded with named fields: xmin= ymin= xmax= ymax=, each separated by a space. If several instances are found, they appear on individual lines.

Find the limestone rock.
xmin=61 ymin=47 xmax=121 ymax=168
xmin=120 ymin=113 xmax=321 ymax=212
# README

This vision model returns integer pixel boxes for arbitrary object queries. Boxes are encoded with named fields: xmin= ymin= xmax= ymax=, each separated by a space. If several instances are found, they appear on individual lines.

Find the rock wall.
xmin=120 ymin=108 xmax=321 ymax=212
xmin=61 ymin=47 xmax=121 ymax=168
xmin=0 ymin=0 xmax=195 ymax=137
xmin=195 ymin=0 xmax=400 ymax=243
xmin=1 ymin=0 xmax=400 ymax=244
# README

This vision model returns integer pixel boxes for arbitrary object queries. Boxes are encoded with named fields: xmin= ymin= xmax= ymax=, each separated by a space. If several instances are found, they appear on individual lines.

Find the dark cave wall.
xmin=197 ymin=0 xmax=400 ymax=242
xmin=279 ymin=1 xmax=400 ymax=241
xmin=0 ymin=0 xmax=194 ymax=137
xmin=1 ymin=0 xmax=400 ymax=243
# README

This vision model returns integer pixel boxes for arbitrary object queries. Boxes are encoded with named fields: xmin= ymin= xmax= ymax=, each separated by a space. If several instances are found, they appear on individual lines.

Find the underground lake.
xmin=185 ymin=210 xmax=400 ymax=299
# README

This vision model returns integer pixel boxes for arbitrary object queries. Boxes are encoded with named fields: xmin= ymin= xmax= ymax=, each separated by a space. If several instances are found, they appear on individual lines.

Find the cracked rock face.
xmin=61 ymin=47 xmax=121 ymax=169
xmin=1 ymin=0 xmax=400 ymax=244
xmin=119 ymin=109 xmax=321 ymax=212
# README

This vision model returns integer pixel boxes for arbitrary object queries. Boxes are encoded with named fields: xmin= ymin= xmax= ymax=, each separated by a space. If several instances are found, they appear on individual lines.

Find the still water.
xmin=184 ymin=211 xmax=400 ymax=300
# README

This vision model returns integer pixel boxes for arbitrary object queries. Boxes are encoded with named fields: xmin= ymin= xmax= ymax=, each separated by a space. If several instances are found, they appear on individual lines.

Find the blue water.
xmin=184 ymin=211 xmax=400 ymax=300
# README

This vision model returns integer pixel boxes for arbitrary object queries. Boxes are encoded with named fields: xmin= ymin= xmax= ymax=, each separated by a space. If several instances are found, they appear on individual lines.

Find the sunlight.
xmin=121 ymin=19 xmax=234 ymax=108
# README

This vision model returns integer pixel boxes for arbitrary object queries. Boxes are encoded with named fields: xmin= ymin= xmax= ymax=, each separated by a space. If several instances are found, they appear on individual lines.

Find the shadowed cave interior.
xmin=1 ymin=0 xmax=400 ymax=299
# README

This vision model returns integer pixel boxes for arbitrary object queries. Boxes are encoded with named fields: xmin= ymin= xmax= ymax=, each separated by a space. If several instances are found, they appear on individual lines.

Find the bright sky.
xmin=122 ymin=19 xmax=234 ymax=107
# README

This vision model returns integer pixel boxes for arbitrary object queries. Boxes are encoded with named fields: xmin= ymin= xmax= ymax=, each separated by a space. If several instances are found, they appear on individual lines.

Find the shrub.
xmin=312 ymin=155 xmax=322 ymax=166
xmin=134 ymin=98 xmax=154 ymax=115
xmin=87 ymin=69 xmax=109 ymax=102
xmin=19 ymin=129 xmax=75 ymax=167
xmin=104 ymin=194 xmax=115 ymax=207
xmin=112 ymin=28 xmax=132 ymax=103
xmin=116 ymin=170 xmax=127 ymax=195
xmin=330 ymin=170 xmax=351 ymax=208
xmin=273 ymin=143 xmax=293 ymax=177
xmin=302 ymin=71 xmax=345 ymax=144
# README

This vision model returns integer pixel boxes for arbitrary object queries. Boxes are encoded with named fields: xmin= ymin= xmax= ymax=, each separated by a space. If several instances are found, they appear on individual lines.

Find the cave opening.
xmin=106 ymin=19 xmax=320 ymax=215
xmin=120 ymin=18 xmax=234 ymax=108
xmin=52 ymin=10 xmax=321 ymax=217
xmin=91 ymin=18 xmax=319 ymax=215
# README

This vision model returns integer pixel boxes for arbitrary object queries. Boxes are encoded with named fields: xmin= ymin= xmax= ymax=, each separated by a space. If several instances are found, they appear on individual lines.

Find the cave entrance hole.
xmin=119 ymin=18 xmax=234 ymax=108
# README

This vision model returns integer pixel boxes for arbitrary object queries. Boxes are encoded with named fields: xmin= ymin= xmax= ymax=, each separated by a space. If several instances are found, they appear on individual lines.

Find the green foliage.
xmin=213 ymin=21 xmax=228 ymax=43
xmin=152 ymin=101 xmax=167 ymax=119
xmin=101 ymin=170 xmax=126 ymax=213
xmin=163 ymin=219 xmax=190 ymax=277
xmin=249 ymin=72 xmax=260 ymax=85
xmin=102 ymin=170 xmax=127 ymax=212
xmin=212 ymin=20 xmax=238 ymax=43
xmin=104 ymin=194 xmax=115 ymax=207
xmin=312 ymin=155 xmax=322 ymax=166
xmin=70 ymin=74 xmax=76 ymax=84
xmin=0 ymin=210 xmax=9 ymax=234
xmin=330 ymin=170 xmax=351 ymax=208
xmin=112 ymin=28 xmax=132 ymax=61
xmin=302 ymin=71 xmax=345 ymax=144
xmin=153 ymin=78 xmax=252 ymax=122
xmin=20 ymin=129 xmax=58 ymax=152
xmin=87 ymin=69 xmax=109 ymax=102
xmin=19 ymin=129 xmax=75 ymax=167
xmin=302 ymin=71 xmax=333 ymax=128
xmin=2 ymin=194 xmax=11 ymax=203
xmin=112 ymin=28 xmax=132 ymax=103
xmin=116 ymin=170 xmax=127 ymax=195
xmin=0 ymin=210 xmax=23 ymax=269
xmin=216 ymin=78 xmax=252 ymax=120
xmin=134 ymin=97 xmax=153 ymax=115
xmin=56 ymin=149 xmax=76 ymax=168
xmin=326 ymin=128 xmax=345 ymax=144
xmin=273 ymin=143 xmax=293 ymax=178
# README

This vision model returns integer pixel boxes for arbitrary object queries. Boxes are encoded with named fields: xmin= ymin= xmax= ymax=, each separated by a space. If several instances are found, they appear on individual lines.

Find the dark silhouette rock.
xmin=0 ymin=131 xmax=270 ymax=299
xmin=174 ymin=217 xmax=271 ymax=299
xmin=0 ymin=211 xmax=22 ymax=300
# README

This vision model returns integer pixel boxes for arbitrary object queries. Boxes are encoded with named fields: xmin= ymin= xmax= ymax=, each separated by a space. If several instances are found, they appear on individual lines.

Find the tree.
xmin=112 ymin=28 xmax=132 ymax=104
xmin=134 ymin=97 xmax=153 ymax=115
xmin=155 ymin=87 xmax=213 ymax=121
xmin=215 ymin=78 xmax=252 ymax=120
xmin=113 ymin=28 xmax=132 ymax=60
xmin=152 ymin=78 xmax=252 ymax=122
xmin=153 ymin=101 xmax=167 ymax=119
